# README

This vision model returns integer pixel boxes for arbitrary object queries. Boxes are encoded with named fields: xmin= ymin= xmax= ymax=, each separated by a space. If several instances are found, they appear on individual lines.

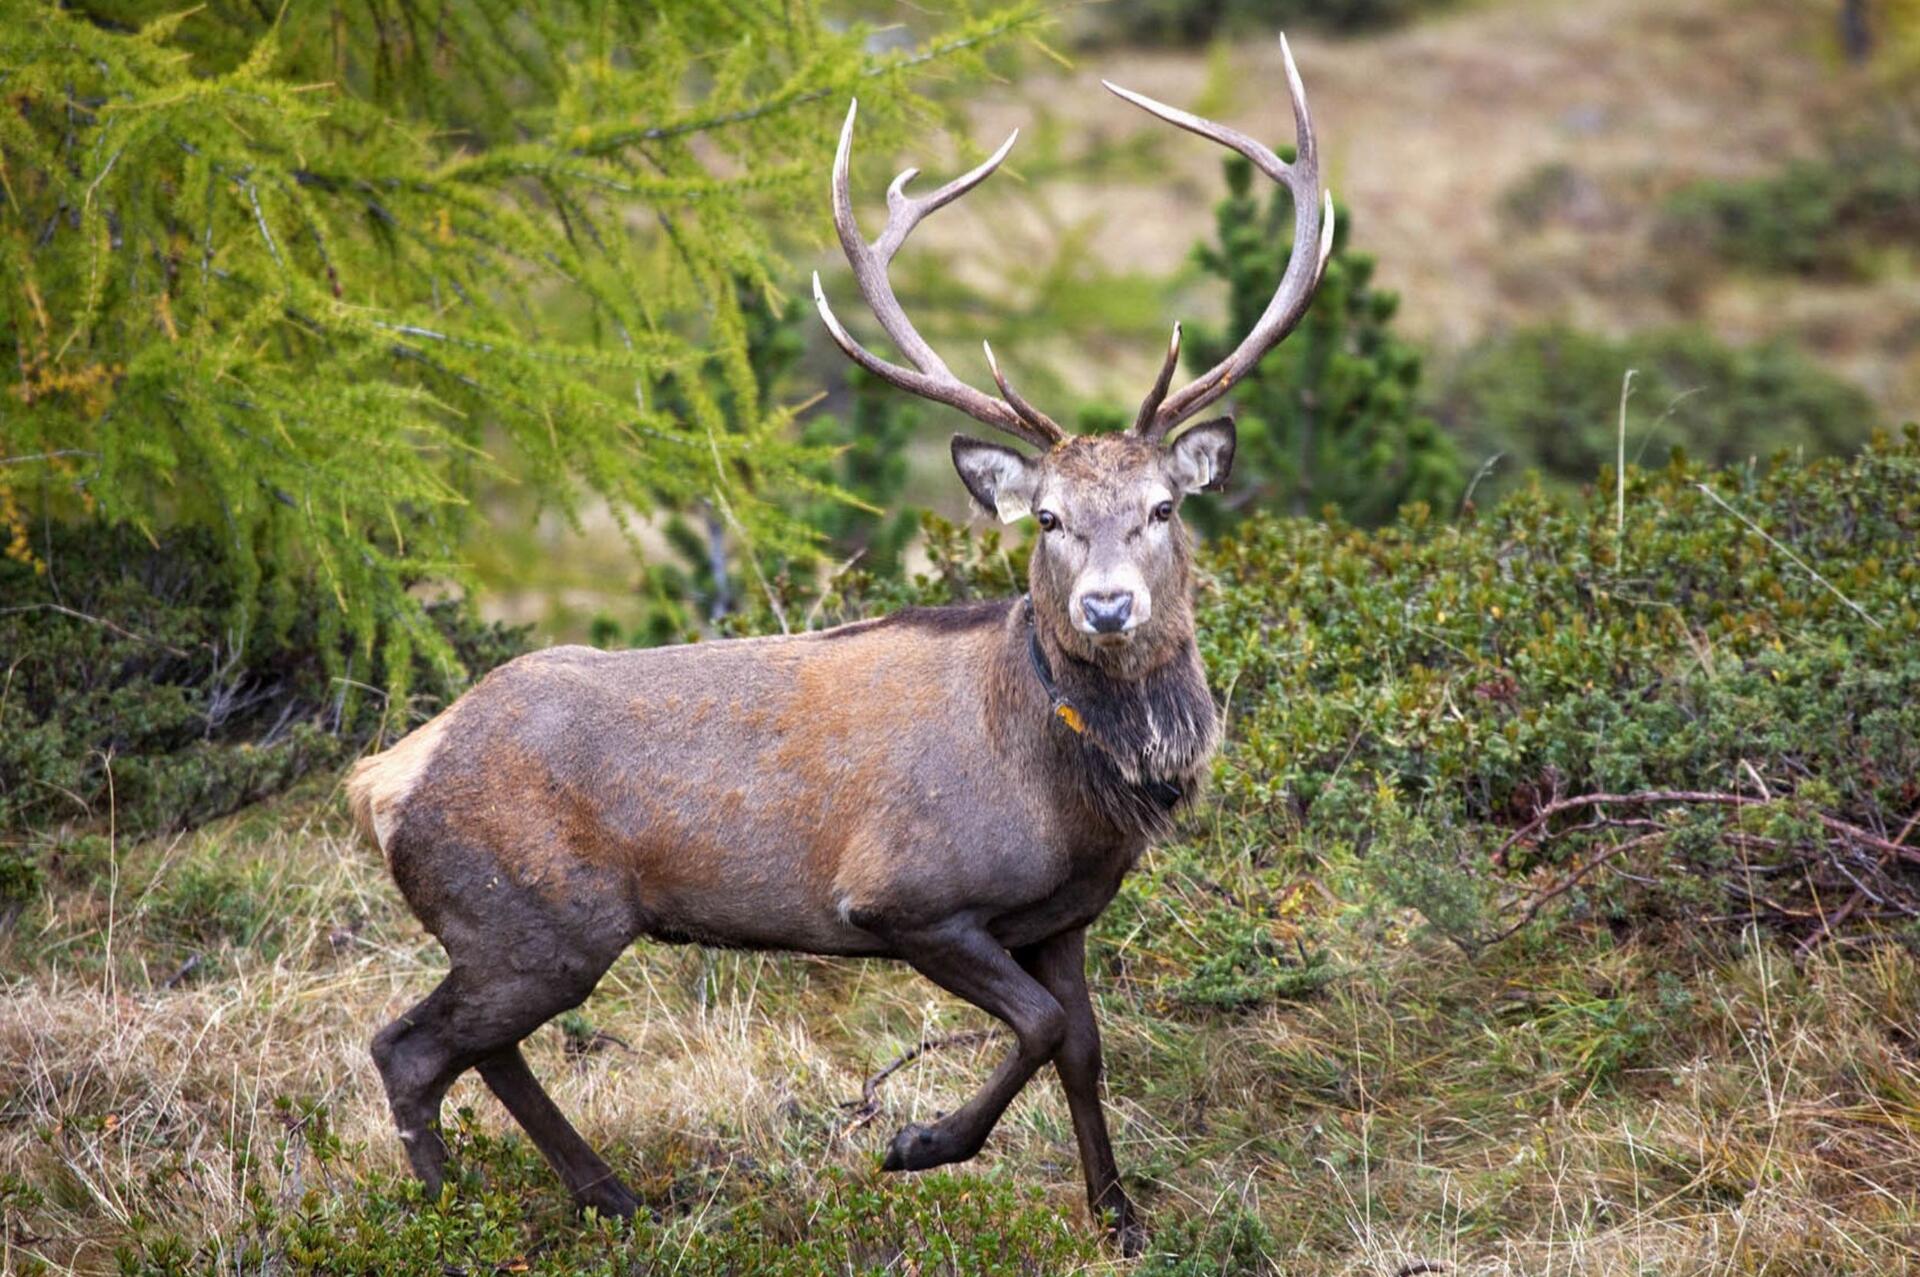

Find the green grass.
xmin=3 ymin=775 xmax=1917 ymax=1274
xmin=8 ymin=438 xmax=1920 ymax=1272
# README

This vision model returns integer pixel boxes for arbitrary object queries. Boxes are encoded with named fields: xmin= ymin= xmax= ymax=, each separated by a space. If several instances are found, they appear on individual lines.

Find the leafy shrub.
xmin=1200 ymin=430 xmax=1920 ymax=947
xmin=0 ymin=846 xmax=40 ymax=929
xmin=1094 ymin=846 xmax=1333 ymax=1013
xmin=1186 ymin=157 xmax=1462 ymax=530
xmin=1135 ymin=1205 xmax=1278 ymax=1275
xmin=115 ymin=1124 xmax=1103 ymax=1277
xmin=1432 ymin=324 xmax=1879 ymax=504
xmin=1662 ymin=127 xmax=1920 ymax=278
xmin=0 ymin=522 xmax=528 ymax=842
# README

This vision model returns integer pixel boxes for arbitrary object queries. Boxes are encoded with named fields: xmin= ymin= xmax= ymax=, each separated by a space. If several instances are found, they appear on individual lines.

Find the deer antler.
xmin=1106 ymin=34 xmax=1335 ymax=442
xmin=812 ymin=101 xmax=1065 ymax=450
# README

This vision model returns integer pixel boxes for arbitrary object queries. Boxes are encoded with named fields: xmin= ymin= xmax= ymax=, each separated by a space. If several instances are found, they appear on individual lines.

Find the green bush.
xmin=1432 ymin=324 xmax=1879 ymax=504
xmin=115 ymin=1123 xmax=1102 ymax=1277
xmin=0 ymin=522 xmax=527 ymax=842
xmin=1662 ymin=128 xmax=1920 ymax=278
xmin=1135 ymin=1205 xmax=1278 ymax=1275
xmin=1199 ymin=430 xmax=1920 ymax=949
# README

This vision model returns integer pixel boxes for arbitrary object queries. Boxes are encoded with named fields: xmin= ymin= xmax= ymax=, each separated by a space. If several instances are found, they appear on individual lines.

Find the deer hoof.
xmin=576 ymin=1178 xmax=642 ymax=1221
xmin=881 ymin=1122 xmax=947 ymax=1172
xmin=1113 ymin=1218 xmax=1149 ymax=1259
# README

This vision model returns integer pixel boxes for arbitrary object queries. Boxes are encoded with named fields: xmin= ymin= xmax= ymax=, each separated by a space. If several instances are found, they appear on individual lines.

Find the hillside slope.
xmin=5 ymin=439 xmax=1918 ymax=1273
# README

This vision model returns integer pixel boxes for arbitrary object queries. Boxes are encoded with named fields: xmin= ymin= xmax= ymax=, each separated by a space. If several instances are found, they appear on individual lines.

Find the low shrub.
xmin=1662 ymin=127 xmax=1920 ymax=279
xmin=112 ymin=1111 xmax=1102 ymax=1277
xmin=0 ymin=522 xmax=528 ymax=843
xmin=1095 ymin=845 xmax=1334 ymax=1014
xmin=1200 ymin=429 xmax=1920 ymax=949
xmin=1431 ymin=323 xmax=1879 ymax=504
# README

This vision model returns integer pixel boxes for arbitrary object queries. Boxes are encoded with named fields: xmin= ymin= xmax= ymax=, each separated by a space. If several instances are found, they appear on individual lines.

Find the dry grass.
xmin=5 ymin=777 xmax=1919 ymax=1273
xmin=942 ymin=0 xmax=1917 ymax=418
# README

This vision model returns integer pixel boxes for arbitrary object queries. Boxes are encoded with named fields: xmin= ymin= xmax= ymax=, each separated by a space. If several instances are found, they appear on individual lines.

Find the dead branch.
xmin=1497 ymin=790 xmax=1920 ymax=867
xmin=0 ymin=603 xmax=194 ymax=657
xmin=1483 ymin=788 xmax=1920 ymax=948
xmin=837 ymin=1029 xmax=1004 ymax=1134
xmin=1481 ymin=831 xmax=1666 ymax=947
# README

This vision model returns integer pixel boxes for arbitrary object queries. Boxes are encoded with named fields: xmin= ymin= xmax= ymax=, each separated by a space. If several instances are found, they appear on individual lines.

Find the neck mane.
xmin=1014 ymin=595 xmax=1219 ymax=839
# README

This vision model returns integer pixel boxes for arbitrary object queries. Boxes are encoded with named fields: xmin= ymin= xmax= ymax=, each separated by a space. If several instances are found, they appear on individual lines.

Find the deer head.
xmin=813 ymin=36 xmax=1334 ymax=670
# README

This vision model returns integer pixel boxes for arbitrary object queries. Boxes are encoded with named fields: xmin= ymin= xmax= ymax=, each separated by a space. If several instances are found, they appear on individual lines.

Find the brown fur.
xmin=357 ymin=429 xmax=1227 ymax=1253
xmin=345 ymin=708 xmax=460 ymax=863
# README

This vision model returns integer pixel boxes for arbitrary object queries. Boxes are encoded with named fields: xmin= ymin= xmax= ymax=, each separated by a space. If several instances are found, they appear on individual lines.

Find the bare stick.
xmin=837 ymin=1028 xmax=1005 ymax=1133
xmin=1616 ymin=368 xmax=1636 ymax=536
xmin=0 ymin=604 xmax=193 ymax=656
xmin=1 ymin=449 xmax=97 ymax=467
xmin=1480 ymin=831 xmax=1665 ymax=947
xmin=1497 ymin=790 xmax=1920 ymax=867
xmin=1693 ymin=483 xmax=1882 ymax=630
xmin=1460 ymin=451 xmax=1504 ymax=515
xmin=159 ymin=953 xmax=201 ymax=989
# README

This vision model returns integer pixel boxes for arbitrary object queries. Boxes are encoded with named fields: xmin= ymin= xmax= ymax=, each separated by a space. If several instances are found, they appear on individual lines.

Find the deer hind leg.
xmin=372 ymin=928 xmax=638 ymax=1214
xmin=370 ymin=860 xmax=641 ymax=1213
xmin=371 ymin=972 xmax=477 ymax=1196
xmin=476 ymin=1046 xmax=638 ymax=1217
xmin=876 ymin=921 xmax=1065 ymax=1172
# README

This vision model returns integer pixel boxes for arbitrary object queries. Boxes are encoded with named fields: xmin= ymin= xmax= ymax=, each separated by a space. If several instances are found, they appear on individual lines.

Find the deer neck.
xmin=1001 ymin=594 xmax=1218 ymax=840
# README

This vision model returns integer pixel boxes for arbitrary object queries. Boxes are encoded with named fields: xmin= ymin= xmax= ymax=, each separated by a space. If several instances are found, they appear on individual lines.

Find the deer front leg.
xmin=877 ymin=920 xmax=1065 ymax=1172
xmin=1019 ymin=929 xmax=1145 ymax=1257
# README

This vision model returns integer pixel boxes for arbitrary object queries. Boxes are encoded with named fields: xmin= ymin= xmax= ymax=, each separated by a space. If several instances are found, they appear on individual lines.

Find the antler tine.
xmin=816 ymin=99 xmax=1063 ymax=450
xmin=982 ymin=341 xmax=1064 ymax=439
xmin=1132 ymin=322 xmax=1182 ymax=433
xmin=876 ymin=129 xmax=1020 ymax=264
xmin=1109 ymin=33 xmax=1336 ymax=441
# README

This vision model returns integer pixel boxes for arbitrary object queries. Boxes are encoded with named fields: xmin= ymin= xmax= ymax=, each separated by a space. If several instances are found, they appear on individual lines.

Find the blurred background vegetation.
xmin=5 ymin=0 xmax=1920 ymax=1271
xmin=10 ymin=0 xmax=1914 ymax=838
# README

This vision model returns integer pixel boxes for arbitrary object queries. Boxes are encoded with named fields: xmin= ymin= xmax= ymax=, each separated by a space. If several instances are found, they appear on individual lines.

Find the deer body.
xmin=357 ymin=593 xmax=1212 ymax=963
xmin=354 ymin=39 xmax=1331 ymax=1253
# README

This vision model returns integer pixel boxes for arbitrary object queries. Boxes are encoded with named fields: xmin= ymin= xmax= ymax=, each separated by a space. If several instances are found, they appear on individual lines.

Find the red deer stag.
xmin=347 ymin=35 xmax=1331 ymax=1253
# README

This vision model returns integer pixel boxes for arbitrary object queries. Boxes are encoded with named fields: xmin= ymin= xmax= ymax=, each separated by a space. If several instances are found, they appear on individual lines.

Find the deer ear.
xmin=1166 ymin=417 xmax=1236 ymax=493
xmin=951 ymin=436 xmax=1040 ymax=523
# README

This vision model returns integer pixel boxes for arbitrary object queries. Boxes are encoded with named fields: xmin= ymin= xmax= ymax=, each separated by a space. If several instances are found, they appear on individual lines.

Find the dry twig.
xmin=837 ymin=1029 xmax=1004 ymax=1134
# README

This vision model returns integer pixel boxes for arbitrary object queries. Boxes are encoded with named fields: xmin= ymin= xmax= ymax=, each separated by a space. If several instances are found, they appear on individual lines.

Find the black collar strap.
xmin=1023 ymin=594 xmax=1086 ymax=735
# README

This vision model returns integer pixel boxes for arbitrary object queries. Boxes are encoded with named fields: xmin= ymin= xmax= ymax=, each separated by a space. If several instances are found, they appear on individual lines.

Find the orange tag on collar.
xmin=1055 ymin=702 xmax=1086 ymax=734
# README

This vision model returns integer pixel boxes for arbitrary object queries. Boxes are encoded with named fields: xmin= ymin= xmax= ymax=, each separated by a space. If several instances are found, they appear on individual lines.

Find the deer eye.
xmin=1151 ymin=500 xmax=1175 ymax=523
xmin=1036 ymin=510 xmax=1059 ymax=532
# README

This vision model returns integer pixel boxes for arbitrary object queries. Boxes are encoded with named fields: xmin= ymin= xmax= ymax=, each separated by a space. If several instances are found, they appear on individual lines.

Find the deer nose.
xmin=1081 ymin=591 xmax=1134 ymax=634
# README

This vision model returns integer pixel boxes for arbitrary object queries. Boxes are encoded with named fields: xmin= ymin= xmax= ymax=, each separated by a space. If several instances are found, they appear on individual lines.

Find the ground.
xmin=957 ymin=0 xmax=1915 ymax=416
xmin=4 ymin=776 xmax=1917 ymax=1273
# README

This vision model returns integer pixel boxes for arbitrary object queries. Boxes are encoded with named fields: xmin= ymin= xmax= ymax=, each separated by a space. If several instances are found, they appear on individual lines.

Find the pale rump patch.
xmin=344 ymin=710 xmax=458 ymax=861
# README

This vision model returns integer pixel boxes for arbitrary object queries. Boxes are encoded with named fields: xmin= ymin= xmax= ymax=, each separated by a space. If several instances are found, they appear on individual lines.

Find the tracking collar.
xmin=1021 ymin=594 xmax=1186 ymax=812
xmin=1023 ymin=593 xmax=1086 ymax=734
